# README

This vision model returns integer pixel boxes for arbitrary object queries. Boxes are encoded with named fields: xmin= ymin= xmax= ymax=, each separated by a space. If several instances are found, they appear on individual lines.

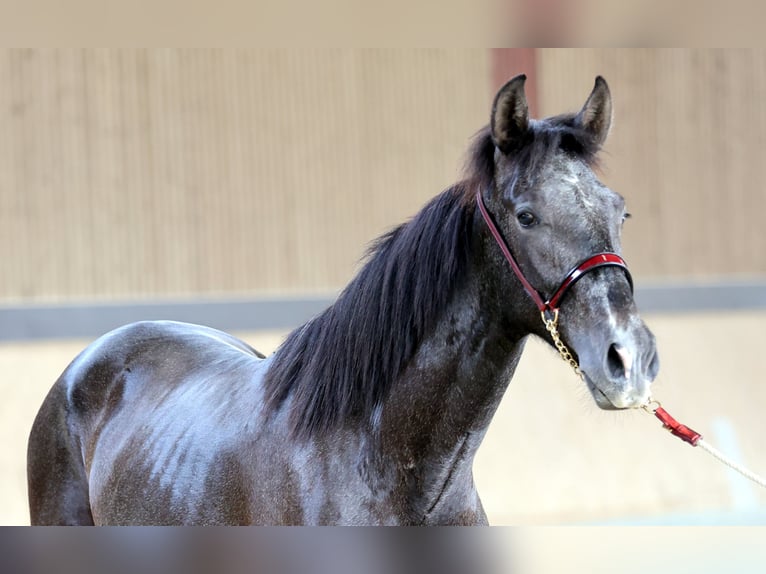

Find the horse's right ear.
xmin=490 ymin=74 xmax=529 ymax=155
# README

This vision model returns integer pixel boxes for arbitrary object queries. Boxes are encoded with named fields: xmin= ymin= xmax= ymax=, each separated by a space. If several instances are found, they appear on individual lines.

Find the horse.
xmin=27 ymin=75 xmax=659 ymax=525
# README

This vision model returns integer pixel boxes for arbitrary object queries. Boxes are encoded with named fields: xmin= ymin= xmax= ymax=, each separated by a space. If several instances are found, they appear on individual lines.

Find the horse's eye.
xmin=517 ymin=211 xmax=537 ymax=227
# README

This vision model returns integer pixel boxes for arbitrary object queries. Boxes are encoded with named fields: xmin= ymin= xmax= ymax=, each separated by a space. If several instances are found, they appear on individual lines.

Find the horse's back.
xmin=27 ymin=321 xmax=268 ymax=525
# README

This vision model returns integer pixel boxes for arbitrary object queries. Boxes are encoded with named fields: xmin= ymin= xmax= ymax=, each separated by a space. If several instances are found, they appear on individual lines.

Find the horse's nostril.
xmin=606 ymin=343 xmax=631 ymax=381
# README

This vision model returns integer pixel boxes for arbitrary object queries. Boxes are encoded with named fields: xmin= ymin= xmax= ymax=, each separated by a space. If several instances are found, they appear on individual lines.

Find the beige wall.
xmin=0 ymin=49 xmax=490 ymax=302
xmin=1 ymin=49 xmax=764 ymax=304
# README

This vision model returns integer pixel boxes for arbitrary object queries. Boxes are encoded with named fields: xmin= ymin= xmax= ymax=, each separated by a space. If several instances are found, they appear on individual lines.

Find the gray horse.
xmin=28 ymin=75 xmax=658 ymax=525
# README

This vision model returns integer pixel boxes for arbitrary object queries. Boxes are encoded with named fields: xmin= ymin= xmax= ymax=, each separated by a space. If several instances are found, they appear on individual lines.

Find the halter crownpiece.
xmin=475 ymin=191 xmax=633 ymax=317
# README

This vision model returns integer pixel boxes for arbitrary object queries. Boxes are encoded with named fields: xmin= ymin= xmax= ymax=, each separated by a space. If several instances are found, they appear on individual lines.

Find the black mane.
xmin=263 ymin=184 xmax=475 ymax=439
xmin=263 ymin=117 xmax=600 ymax=439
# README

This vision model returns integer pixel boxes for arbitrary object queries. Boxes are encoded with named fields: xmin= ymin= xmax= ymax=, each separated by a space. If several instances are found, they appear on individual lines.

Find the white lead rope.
xmin=695 ymin=437 xmax=766 ymax=490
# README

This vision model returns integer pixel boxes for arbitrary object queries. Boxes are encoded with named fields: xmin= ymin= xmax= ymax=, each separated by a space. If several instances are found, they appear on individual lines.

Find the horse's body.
xmin=28 ymin=75 xmax=659 ymax=525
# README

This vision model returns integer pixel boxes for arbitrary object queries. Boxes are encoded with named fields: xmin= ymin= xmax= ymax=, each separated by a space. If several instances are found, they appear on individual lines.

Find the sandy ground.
xmin=2 ymin=311 xmax=765 ymax=525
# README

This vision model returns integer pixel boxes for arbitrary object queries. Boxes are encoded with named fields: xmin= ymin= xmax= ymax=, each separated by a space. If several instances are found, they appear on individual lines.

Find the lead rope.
xmin=542 ymin=312 xmax=766 ymax=490
xmin=640 ymin=400 xmax=766 ymax=489
xmin=696 ymin=439 xmax=766 ymax=489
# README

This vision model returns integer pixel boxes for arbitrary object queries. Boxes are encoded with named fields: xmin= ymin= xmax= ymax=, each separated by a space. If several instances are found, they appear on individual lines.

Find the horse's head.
xmin=484 ymin=74 xmax=658 ymax=409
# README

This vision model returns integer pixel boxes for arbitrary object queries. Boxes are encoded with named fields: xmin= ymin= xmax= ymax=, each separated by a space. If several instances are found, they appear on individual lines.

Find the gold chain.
xmin=541 ymin=310 xmax=584 ymax=380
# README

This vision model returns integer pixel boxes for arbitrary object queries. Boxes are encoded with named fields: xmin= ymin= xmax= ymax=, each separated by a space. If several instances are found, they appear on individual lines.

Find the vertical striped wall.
xmin=0 ymin=49 xmax=490 ymax=302
xmin=0 ymin=49 xmax=764 ymax=304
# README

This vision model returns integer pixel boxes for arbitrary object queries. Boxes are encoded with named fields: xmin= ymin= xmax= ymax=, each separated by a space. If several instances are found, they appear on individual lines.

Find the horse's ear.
xmin=576 ymin=76 xmax=612 ymax=146
xmin=490 ymin=74 xmax=529 ymax=155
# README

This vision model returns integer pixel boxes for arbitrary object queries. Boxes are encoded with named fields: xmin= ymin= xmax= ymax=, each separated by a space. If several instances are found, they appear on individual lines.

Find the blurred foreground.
xmin=1 ymin=526 xmax=765 ymax=574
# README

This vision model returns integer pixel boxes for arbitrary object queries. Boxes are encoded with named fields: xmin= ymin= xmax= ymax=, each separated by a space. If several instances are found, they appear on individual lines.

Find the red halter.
xmin=475 ymin=191 xmax=633 ymax=317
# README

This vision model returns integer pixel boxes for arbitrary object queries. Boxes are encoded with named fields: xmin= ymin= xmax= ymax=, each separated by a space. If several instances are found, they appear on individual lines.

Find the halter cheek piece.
xmin=475 ymin=191 xmax=633 ymax=323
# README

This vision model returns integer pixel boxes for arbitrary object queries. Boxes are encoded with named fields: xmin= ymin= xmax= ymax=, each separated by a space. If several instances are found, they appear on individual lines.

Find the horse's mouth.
xmin=594 ymin=387 xmax=622 ymax=410
xmin=584 ymin=374 xmax=628 ymax=411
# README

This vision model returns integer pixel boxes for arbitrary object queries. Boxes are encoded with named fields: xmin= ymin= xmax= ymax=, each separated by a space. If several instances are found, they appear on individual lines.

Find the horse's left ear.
xmin=576 ymin=76 xmax=612 ymax=146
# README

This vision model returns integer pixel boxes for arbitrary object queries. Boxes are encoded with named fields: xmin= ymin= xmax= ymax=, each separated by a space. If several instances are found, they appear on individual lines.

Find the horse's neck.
xmin=377 ymin=276 xmax=528 ymax=497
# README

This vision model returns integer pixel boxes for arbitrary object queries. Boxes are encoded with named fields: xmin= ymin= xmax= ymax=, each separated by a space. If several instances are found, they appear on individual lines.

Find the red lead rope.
xmin=646 ymin=402 xmax=766 ymax=488
xmin=647 ymin=404 xmax=766 ymax=488
xmin=650 ymin=405 xmax=702 ymax=446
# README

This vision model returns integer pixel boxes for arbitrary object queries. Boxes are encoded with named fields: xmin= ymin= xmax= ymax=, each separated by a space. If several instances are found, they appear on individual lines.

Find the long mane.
xmin=262 ymin=185 xmax=474 ymax=439
xmin=263 ymin=117 xmax=598 ymax=439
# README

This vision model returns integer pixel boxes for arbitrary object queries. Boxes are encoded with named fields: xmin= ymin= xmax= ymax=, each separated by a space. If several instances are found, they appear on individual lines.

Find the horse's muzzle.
xmin=585 ymin=324 xmax=659 ymax=410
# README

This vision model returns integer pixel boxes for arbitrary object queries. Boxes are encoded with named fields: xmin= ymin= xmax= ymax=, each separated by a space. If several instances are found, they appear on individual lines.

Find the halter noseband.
xmin=475 ymin=191 xmax=633 ymax=319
